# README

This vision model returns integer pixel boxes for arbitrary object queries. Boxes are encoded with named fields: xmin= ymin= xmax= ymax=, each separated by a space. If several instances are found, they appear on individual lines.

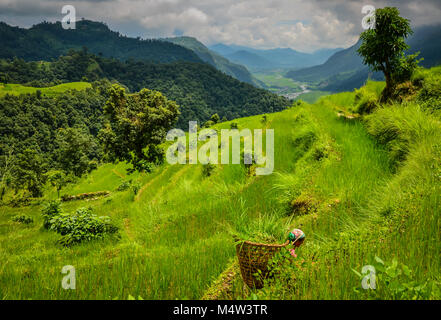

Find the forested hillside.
xmin=0 ymin=20 xmax=201 ymax=64
xmin=163 ymin=36 xmax=262 ymax=87
xmin=0 ymin=80 xmax=112 ymax=197
xmin=0 ymin=50 xmax=288 ymax=127
xmin=0 ymin=20 xmax=262 ymax=86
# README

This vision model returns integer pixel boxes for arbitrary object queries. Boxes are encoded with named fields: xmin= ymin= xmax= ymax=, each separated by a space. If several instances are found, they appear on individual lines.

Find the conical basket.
xmin=235 ymin=237 xmax=289 ymax=289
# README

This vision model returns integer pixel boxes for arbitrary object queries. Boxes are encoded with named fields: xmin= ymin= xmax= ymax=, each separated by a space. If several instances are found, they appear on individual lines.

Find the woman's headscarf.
xmin=288 ymin=229 xmax=305 ymax=243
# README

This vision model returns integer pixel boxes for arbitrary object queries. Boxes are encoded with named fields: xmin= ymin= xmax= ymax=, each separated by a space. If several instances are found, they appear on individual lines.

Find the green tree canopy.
xmin=357 ymin=7 xmax=414 ymax=99
xmin=100 ymin=84 xmax=180 ymax=172
xmin=54 ymin=127 xmax=101 ymax=177
xmin=12 ymin=149 xmax=47 ymax=197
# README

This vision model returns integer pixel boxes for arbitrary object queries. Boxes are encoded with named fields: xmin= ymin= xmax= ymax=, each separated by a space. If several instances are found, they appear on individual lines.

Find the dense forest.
xmin=0 ymin=50 xmax=289 ymax=127
xmin=0 ymin=48 xmax=288 ymax=199
xmin=0 ymin=81 xmax=113 ymax=198
xmin=0 ymin=20 xmax=202 ymax=64
xmin=0 ymin=20 xmax=262 ymax=86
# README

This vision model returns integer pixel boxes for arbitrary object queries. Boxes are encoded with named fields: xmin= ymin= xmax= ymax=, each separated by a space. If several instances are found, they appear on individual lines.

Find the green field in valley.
xmin=0 ymin=82 xmax=92 ymax=97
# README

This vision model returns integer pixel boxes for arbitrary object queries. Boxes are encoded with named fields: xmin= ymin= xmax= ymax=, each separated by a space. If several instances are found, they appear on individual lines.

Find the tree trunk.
xmin=381 ymin=68 xmax=393 ymax=103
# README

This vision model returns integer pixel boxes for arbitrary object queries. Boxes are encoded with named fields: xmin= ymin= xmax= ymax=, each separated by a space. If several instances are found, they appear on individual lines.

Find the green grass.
xmin=0 ymin=82 xmax=91 ymax=97
xmin=296 ymin=90 xmax=331 ymax=104
xmin=1 ymin=73 xmax=440 ymax=300
xmin=254 ymin=71 xmax=302 ymax=91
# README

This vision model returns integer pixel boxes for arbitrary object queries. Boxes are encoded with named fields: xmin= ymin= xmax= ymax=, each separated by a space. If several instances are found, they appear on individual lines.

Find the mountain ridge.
xmin=286 ymin=24 xmax=441 ymax=92
xmin=0 ymin=20 xmax=202 ymax=64
xmin=210 ymin=44 xmax=342 ymax=71
xmin=162 ymin=36 xmax=263 ymax=87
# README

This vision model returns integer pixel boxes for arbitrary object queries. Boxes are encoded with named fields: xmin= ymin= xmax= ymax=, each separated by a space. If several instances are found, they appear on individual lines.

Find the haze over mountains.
xmin=209 ymin=44 xmax=342 ymax=71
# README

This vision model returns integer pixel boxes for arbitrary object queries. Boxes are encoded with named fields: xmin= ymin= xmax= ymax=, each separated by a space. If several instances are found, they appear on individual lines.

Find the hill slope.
xmin=0 ymin=51 xmax=289 ymax=128
xmin=211 ymin=44 xmax=341 ymax=71
xmin=225 ymin=50 xmax=274 ymax=70
xmin=163 ymin=36 xmax=263 ymax=87
xmin=0 ymin=20 xmax=202 ymax=63
xmin=287 ymin=24 xmax=441 ymax=91
xmin=0 ymin=82 xmax=91 ymax=97
xmin=2 ymin=68 xmax=440 ymax=299
xmin=0 ymin=20 xmax=263 ymax=86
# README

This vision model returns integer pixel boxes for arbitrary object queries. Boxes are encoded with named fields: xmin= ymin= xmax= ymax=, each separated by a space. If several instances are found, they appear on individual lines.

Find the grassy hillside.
xmin=1 ymin=68 xmax=440 ymax=300
xmin=0 ymin=82 xmax=91 ymax=97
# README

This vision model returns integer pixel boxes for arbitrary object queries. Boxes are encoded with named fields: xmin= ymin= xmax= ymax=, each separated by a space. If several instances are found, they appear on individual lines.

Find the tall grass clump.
xmin=352 ymin=86 xmax=380 ymax=115
xmin=365 ymin=103 xmax=441 ymax=164
xmin=225 ymin=198 xmax=292 ymax=244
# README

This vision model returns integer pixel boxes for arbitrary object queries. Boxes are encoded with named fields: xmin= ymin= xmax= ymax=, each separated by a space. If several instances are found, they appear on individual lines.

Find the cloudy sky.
xmin=1 ymin=0 xmax=440 ymax=51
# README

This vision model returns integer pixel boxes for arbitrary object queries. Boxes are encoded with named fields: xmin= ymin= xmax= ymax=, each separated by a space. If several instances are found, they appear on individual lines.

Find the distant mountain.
xmin=163 ymin=36 xmax=263 ymax=87
xmin=210 ymin=44 xmax=341 ymax=71
xmin=287 ymin=24 xmax=441 ymax=92
xmin=225 ymin=50 xmax=274 ymax=70
xmin=208 ymin=43 xmax=241 ymax=56
xmin=286 ymin=41 xmax=364 ymax=83
xmin=0 ymin=20 xmax=202 ymax=64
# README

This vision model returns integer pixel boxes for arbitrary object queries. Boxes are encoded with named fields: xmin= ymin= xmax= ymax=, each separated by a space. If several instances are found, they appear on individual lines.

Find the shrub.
xmin=203 ymin=120 xmax=215 ymax=128
xmin=131 ymin=183 xmax=141 ymax=196
xmin=230 ymin=122 xmax=238 ymax=129
xmin=365 ymin=104 xmax=440 ymax=164
xmin=417 ymin=71 xmax=441 ymax=110
xmin=353 ymin=87 xmax=379 ymax=115
xmin=291 ymin=126 xmax=316 ymax=151
xmin=7 ymin=190 xmax=35 ymax=207
xmin=12 ymin=214 xmax=33 ymax=224
xmin=202 ymin=163 xmax=216 ymax=177
xmin=116 ymin=180 xmax=132 ymax=191
xmin=392 ymin=53 xmax=422 ymax=85
xmin=41 ymin=200 xmax=62 ymax=229
xmin=352 ymin=257 xmax=441 ymax=299
xmin=49 ymin=207 xmax=118 ymax=246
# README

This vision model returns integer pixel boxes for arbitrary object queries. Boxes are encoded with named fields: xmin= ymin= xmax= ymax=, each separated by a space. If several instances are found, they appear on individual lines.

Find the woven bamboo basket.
xmin=235 ymin=237 xmax=289 ymax=289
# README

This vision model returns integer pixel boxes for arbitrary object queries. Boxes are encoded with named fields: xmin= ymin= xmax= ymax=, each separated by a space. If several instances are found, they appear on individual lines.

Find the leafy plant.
xmin=131 ymin=182 xmax=141 ymax=196
xmin=116 ymin=179 xmax=132 ymax=191
xmin=352 ymin=257 xmax=441 ymax=299
xmin=100 ymin=84 xmax=180 ymax=173
xmin=49 ymin=207 xmax=118 ymax=246
xmin=202 ymin=163 xmax=216 ymax=177
xmin=41 ymin=200 xmax=62 ymax=229
xmin=11 ymin=214 xmax=33 ymax=224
